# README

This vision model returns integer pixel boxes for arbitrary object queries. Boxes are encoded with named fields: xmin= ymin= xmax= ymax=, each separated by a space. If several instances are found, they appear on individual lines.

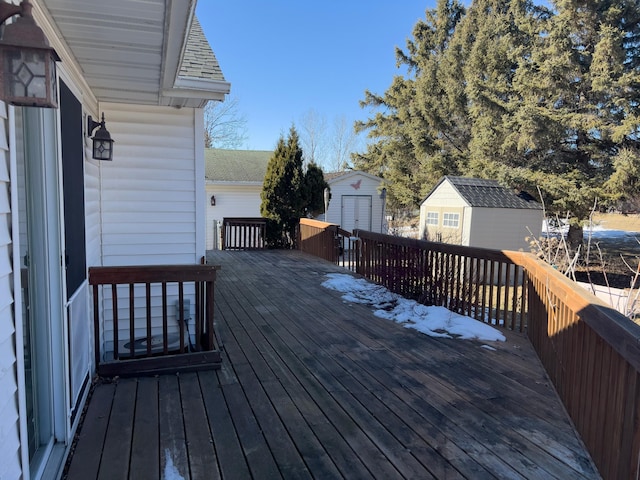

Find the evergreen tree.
xmin=260 ymin=126 xmax=305 ymax=247
xmin=505 ymin=0 xmax=640 ymax=242
xmin=355 ymin=0 xmax=640 ymax=247
xmin=304 ymin=162 xmax=329 ymax=217
xmin=354 ymin=0 xmax=468 ymax=209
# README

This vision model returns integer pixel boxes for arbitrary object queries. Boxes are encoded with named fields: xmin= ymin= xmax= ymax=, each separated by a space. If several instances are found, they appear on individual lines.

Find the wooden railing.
xmin=89 ymin=264 xmax=221 ymax=377
xmin=302 ymin=224 xmax=640 ymax=480
xmin=222 ymin=217 xmax=267 ymax=250
xmin=299 ymin=218 xmax=359 ymax=272
xmin=355 ymin=230 xmax=527 ymax=329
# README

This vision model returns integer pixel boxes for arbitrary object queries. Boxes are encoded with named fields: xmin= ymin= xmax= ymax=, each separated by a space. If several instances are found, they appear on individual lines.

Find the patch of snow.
xmin=584 ymin=227 xmax=640 ymax=239
xmin=322 ymin=273 xmax=506 ymax=343
xmin=164 ymin=449 xmax=185 ymax=480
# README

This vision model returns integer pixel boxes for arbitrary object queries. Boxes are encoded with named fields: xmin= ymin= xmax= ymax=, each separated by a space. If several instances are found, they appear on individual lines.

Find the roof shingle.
xmin=205 ymin=149 xmax=272 ymax=182
xmin=179 ymin=17 xmax=226 ymax=82
xmin=441 ymin=176 xmax=542 ymax=210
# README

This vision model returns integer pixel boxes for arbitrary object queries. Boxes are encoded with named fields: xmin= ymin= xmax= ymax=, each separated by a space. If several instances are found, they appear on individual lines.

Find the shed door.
xmin=341 ymin=195 xmax=372 ymax=231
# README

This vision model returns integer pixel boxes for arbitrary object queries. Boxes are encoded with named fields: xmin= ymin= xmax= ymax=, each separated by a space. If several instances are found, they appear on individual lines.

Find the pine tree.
xmin=303 ymin=162 xmax=329 ymax=217
xmin=354 ymin=0 xmax=467 ymax=209
xmin=260 ymin=126 xmax=306 ymax=247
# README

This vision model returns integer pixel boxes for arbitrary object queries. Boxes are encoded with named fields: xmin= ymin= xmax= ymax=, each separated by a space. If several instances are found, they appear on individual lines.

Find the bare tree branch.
xmin=204 ymin=96 xmax=248 ymax=149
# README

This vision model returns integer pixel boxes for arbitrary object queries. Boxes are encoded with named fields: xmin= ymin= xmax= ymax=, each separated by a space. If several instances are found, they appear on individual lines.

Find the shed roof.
xmin=426 ymin=176 xmax=542 ymax=210
xmin=205 ymin=149 xmax=272 ymax=183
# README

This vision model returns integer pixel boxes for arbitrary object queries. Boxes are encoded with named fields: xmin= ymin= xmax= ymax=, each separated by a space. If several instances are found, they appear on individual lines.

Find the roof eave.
xmin=163 ymin=77 xmax=231 ymax=106
xmin=206 ymin=180 xmax=263 ymax=186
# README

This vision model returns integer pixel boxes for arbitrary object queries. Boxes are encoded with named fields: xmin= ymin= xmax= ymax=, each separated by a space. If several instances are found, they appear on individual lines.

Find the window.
xmin=443 ymin=212 xmax=460 ymax=228
xmin=426 ymin=211 xmax=439 ymax=225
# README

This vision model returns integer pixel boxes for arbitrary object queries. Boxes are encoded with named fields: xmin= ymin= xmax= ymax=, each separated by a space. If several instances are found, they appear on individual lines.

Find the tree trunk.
xmin=566 ymin=223 xmax=584 ymax=253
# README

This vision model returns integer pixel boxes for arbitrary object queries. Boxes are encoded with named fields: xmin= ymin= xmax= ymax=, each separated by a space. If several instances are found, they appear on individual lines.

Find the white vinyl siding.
xmin=99 ymin=104 xmax=200 ymax=266
xmin=85 ymin=151 xmax=102 ymax=269
xmin=94 ymin=103 xmax=205 ymax=359
xmin=0 ymin=102 xmax=22 ymax=480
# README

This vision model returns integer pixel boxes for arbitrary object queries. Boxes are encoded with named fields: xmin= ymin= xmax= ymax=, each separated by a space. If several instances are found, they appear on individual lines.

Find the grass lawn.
xmin=591 ymin=213 xmax=640 ymax=232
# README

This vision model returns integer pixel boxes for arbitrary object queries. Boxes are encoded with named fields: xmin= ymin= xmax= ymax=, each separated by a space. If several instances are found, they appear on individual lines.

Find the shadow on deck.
xmin=64 ymin=250 xmax=599 ymax=479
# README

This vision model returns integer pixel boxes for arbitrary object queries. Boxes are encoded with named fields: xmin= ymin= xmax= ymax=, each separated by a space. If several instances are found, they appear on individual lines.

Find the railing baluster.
xmin=129 ymin=283 xmax=135 ymax=358
xmin=195 ymin=280 xmax=202 ymax=351
xmin=146 ymin=283 xmax=152 ymax=356
xmin=178 ymin=282 xmax=185 ymax=353
xmin=162 ymin=282 xmax=168 ymax=354
xmin=111 ymin=284 xmax=119 ymax=360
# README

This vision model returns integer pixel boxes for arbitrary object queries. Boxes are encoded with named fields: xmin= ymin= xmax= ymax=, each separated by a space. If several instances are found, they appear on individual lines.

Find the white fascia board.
xmin=161 ymin=0 xmax=196 ymax=92
xmin=164 ymin=78 xmax=231 ymax=100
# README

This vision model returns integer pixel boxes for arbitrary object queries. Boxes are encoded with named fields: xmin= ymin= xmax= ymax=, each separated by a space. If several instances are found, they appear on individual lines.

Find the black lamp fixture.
xmin=87 ymin=113 xmax=114 ymax=160
xmin=210 ymin=195 xmax=216 ymax=206
xmin=0 ymin=0 xmax=60 ymax=108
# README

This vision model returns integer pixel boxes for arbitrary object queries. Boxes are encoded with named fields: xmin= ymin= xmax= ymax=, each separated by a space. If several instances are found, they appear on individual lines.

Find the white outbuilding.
xmin=205 ymin=149 xmax=271 ymax=249
xmin=419 ymin=176 xmax=542 ymax=251
xmin=324 ymin=171 xmax=386 ymax=233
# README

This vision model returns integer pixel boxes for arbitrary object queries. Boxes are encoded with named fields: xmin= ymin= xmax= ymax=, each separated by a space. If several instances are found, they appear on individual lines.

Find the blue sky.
xmin=196 ymin=1 xmax=435 ymax=152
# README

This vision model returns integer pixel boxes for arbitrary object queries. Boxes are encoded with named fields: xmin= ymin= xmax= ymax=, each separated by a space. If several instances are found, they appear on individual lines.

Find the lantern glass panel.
xmin=9 ymin=48 xmax=45 ymax=97
xmin=93 ymin=139 xmax=112 ymax=161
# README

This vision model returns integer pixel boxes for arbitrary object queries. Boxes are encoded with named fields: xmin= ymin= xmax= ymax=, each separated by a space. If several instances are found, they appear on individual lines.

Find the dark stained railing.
xmin=299 ymin=218 xmax=358 ymax=272
xmin=301 ymin=222 xmax=640 ymax=480
xmin=355 ymin=229 xmax=527 ymax=329
xmin=222 ymin=217 xmax=267 ymax=250
xmin=89 ymin=264 xmax=221 ymax=377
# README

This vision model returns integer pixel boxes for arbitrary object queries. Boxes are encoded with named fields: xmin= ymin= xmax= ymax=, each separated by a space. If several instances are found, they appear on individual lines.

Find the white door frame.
xmin=15 ymin=106 xmax=69 ymax=479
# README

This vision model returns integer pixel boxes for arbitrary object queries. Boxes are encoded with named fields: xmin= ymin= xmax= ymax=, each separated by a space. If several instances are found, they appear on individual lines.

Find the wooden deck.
xmin=64 ymin=250 xmax=600 ymax=479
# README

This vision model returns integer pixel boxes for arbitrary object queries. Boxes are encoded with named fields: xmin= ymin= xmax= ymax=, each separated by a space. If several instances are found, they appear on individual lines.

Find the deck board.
xmin=64 ymin=250 xmax=600 ymax=479
xmin=129 ymin=377 xmax=159 ymax=480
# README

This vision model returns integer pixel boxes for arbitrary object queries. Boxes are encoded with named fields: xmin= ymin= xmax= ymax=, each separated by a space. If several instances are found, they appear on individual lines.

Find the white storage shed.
xmin=324 ymin=171 xmax=386 ymax=233
xmin=419 ymin=176 xmax=542 ymax=251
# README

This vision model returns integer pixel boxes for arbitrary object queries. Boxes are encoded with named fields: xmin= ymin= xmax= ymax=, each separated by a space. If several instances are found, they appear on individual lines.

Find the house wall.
xmin=0 ymin=102 xmax=23 ymax=480
xmin=98 ymin=103 xmax=202 ymax=266
xmin=327 ymin=173 xmax=384 ymax=233
xmin=467 ymin=207 xmax=542 ymax=251
xmin=94 ymin=103 xmax=205 ymax=355
xmin=205 ymin=183 xmax=262 ymax=250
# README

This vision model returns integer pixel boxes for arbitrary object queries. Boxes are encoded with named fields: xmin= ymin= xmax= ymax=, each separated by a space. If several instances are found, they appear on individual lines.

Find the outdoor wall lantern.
xmin=210 ymin=195 xmax=216 ymax=206
xmin=0 ymin=0 xmax=60 ymax=108
xmin=87 ymin=113 xmax=114 ymax=160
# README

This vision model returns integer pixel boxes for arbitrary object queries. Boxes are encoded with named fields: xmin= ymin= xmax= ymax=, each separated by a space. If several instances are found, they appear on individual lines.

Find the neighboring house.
xmin=419 ymin=176 xmax=542 ymax=251
xmin=0 ymin=1 xmax=229 ymax=478
xmin=324 ymin=171 xmax=386 ymax=233
xmin=205 ymin=148 xmax=271 ymax=249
